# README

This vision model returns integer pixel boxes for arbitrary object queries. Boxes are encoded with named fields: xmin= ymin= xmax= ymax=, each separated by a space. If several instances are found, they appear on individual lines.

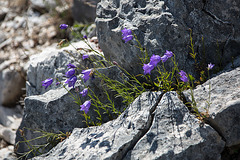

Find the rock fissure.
xmin=120 ymin=92 xmax=165 ymax=160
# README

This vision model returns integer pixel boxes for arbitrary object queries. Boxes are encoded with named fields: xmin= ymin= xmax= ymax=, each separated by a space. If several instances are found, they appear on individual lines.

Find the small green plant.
xmin=15 ymin=128 xmax=71 ymax=160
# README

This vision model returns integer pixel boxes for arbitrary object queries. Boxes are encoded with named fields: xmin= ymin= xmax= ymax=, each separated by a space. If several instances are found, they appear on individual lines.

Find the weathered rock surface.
xmin=124 ymin=92 xmax=224 ymax=160
xmin=184 ymin=66 xmax=240 ymax=148
xmin=26 ymin=40 xmax=103 ymax=96
xmin=96 ymin=0 xmax=240 ymax=77
xmin=16 ymin=65 xmax=127 ymax=157
xmin=32 ymin=91 xmax=162 ymax=160
xmin=72 ymin=0 xmax=100 ymax=23
xmin=32 ymin=91 xmax=225 ymax=160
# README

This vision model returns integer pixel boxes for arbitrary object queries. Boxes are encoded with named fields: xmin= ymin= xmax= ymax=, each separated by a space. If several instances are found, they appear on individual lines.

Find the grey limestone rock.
xmin=32 ymin=92 xmax=225 ymax=160
xmin=124 ymin=92 xmax=225 ymax=160
xmin=184 ymin=66 xmax=240 ymax=148
xmin=26 ymin=41 xmax=103 ymax=96
xmin=32 ymin=91 xmax=162 ymax=160
xmin=96 ymin=0 xmax=240 ymax=77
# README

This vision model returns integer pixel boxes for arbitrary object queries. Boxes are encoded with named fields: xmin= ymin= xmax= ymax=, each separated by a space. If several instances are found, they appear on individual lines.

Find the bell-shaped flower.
xmin=67 ymin=63 xmax=76 ymax=69
xmin=42 ymin=78 xmax=53 ymax=89
xmin=80 ymin=100 xmax=91 ymax=114
xmin=65 ymin=75 xmax=77 ymax=88
xmin=82 ymin=54 xmax=89 ymax=60
xmin=59 ymin=24 xmax=68 ymax=29
xmin=65 ymin=68 xmax=75 ymax=78
xmin=82 ymin=69 xmax=92 ymax=82
xmin=121 ymin=28 xmax=133 ymax=43
xmin=80 ymin=88 xmax=88 ymax=97
xmin=164 ymin=50 xmax=173 ymax=58
xmin=143 ymin=63 xmax=154 ymax=75
xmin=150 ymin=54 xmax=161 ymax=67
xmin=207 ymin=63 xmax=215 ymax=70
xmin=179 ymin=70 xmax=188 ymax=82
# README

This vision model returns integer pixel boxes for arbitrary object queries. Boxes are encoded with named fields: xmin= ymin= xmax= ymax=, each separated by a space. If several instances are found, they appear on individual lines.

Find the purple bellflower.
xmin=59 ymin=24 xmax=68 ymax=29
xmin=65 ymin=68 xmax=75 ymax=78
xmin=165 ymin=50 xmax=173 ymax=58
xmin=67 ymin=63 xmax=76 ymax=69
xmin=42 ymin=78 xmax=53 ymax=89
xmin=82 ymin=54 xmax=89 ymax=60
xmin=121 ymin=28 xmax=133 ymax=43
xmin=161 ymin=55 xmax=168 ymax=63
xmin=150 ymin=54 xmax=161 ymax=67
xmin=80 ymin=100 xmax=91 ymax=114
xmin=80 ymin=88 xmax=88 ymax=97
xmin=207 ymin=63 xmax=215 ymax=70
xmin=65 ymin=75 xmax=77 ymax=88
xmin=179 ymin=70 xmax=188 ymax=82
xmin=143 ymin=63 xmax=154 ymax=75
xmin=83 ymin=35 xmax=87 ymax=39
xmin=82 ymin=69 xmax=92 ymax=82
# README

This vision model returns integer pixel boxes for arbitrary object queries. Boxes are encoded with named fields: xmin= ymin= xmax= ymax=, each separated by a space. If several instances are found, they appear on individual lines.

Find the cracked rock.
xmin=31 ymin=91 xmax=162 ymax=160
xmin=124 ymin=92 xmax=225 ymax=160
xmin=31 ymin=91 xmax=225 ymax=160
xmin=184 ymin=66 xmax=240 ymax=148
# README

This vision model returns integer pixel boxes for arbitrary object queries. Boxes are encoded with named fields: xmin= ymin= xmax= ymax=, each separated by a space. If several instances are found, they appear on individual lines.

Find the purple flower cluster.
xmin=179 ymin=70 xmax=188 ymax=82
xmin=143 ymin=50 xmax=173 ymax=75
xmin=65 ymin=63 xmax=77 ymax=88
xmin=161 ymin=50 xmax=173 ymax=63
xmin=121 ymin=28 xmax=133 ymax=43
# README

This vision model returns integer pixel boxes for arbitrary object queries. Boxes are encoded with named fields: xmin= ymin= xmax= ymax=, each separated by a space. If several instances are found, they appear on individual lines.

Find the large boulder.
xmin=96 ymin=0 xmax=240 ymax=77
xmin=32 ymin=91 xmax=225 ymax=160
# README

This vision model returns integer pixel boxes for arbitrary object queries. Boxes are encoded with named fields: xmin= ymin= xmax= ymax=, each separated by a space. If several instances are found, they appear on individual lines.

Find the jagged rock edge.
xmin=117 ymin=92 xmax=165 ymax=160
xmin=180 ymin=91 xmax=227 ymax=146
